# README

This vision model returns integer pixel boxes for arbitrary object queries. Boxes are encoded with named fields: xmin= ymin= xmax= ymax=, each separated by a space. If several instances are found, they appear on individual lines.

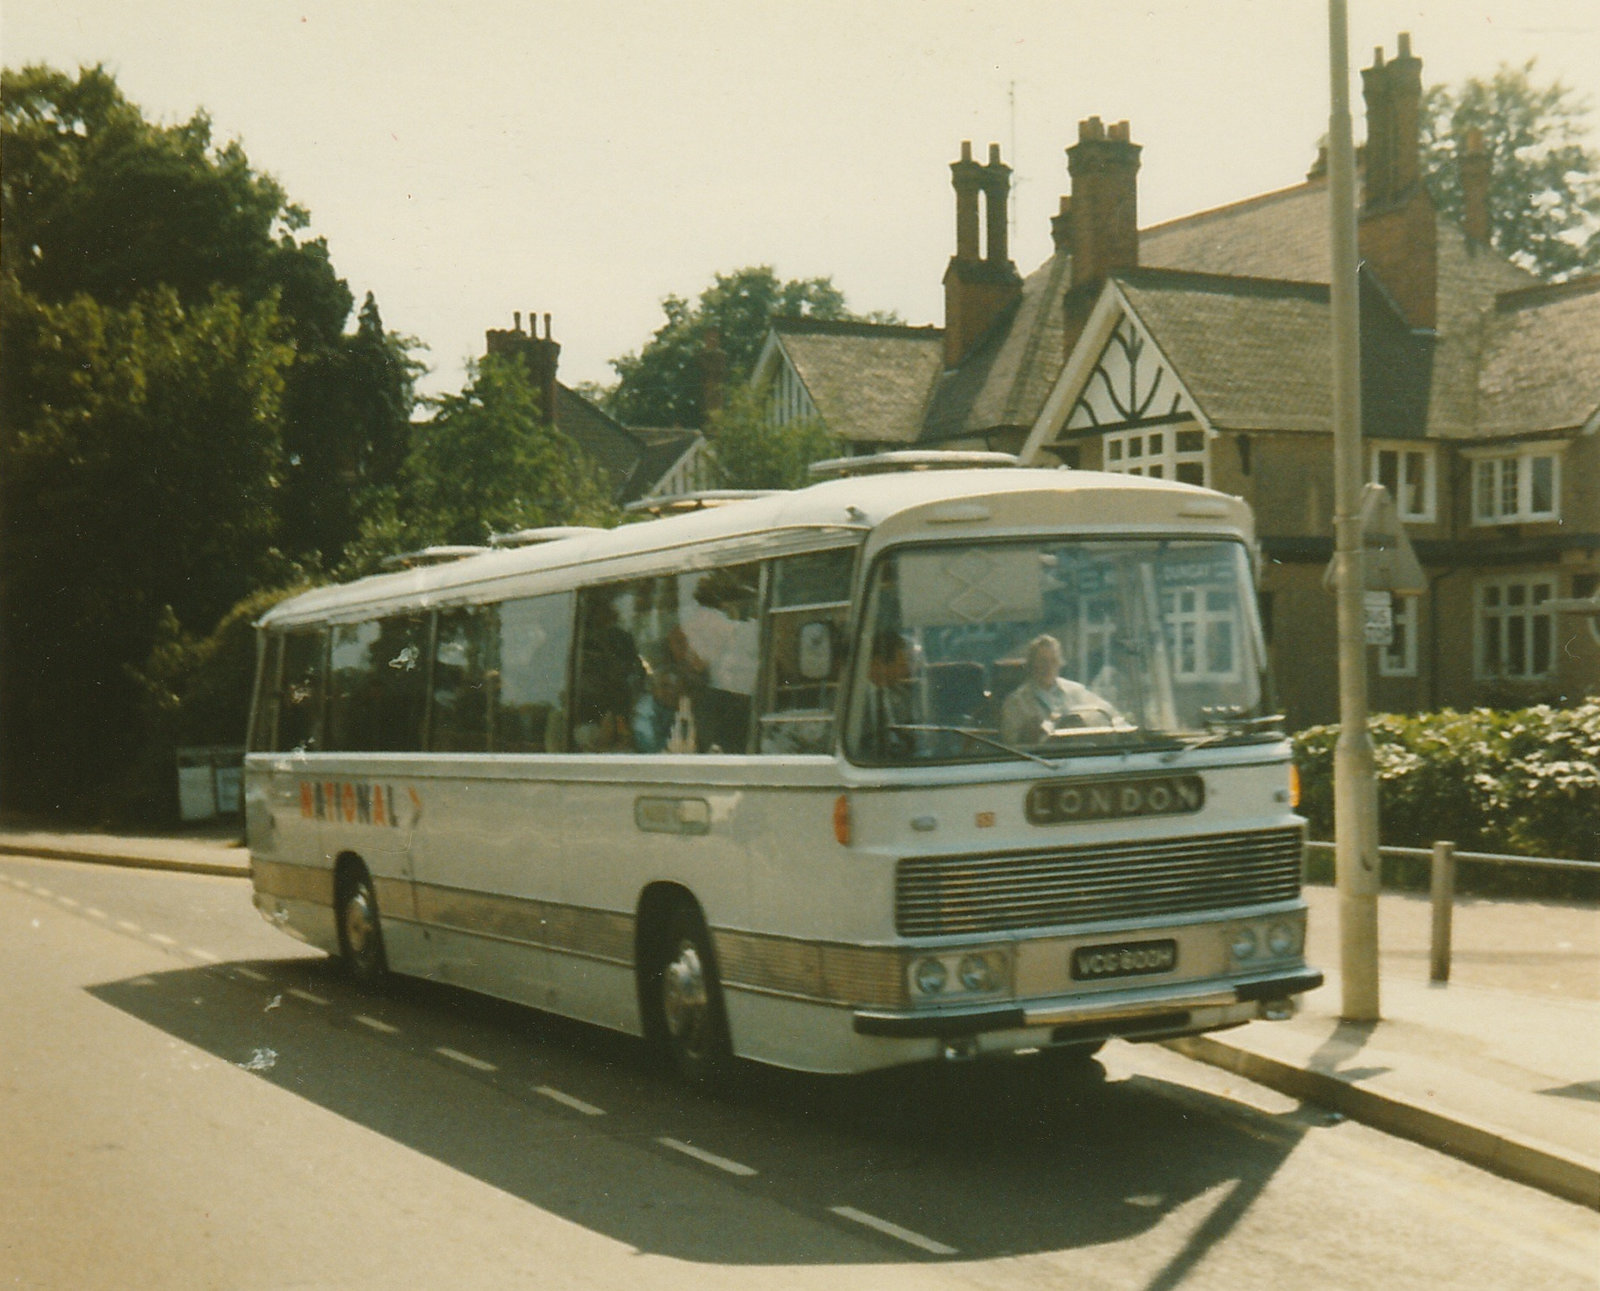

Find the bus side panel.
xmin=246 ymin=753 xmax=339 ymax=954
xmin=722 ymin=991 xmax=937 ymax=1075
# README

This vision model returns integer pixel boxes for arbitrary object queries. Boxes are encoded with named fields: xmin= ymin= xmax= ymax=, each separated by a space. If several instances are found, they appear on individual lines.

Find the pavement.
xmin=2 ymin=823 xmax=1596 ymax=1211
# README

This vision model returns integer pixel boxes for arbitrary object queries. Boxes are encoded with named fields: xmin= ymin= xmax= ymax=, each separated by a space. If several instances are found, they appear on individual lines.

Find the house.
xmin=484 ymin=313 xmax=703 ymax=505
xmin=756 ymin=35 xmax=1600 ymax=729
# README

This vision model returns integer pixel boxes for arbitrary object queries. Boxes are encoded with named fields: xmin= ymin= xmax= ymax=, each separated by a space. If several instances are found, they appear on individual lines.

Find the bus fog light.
xmin=1267 ymin=922 xmax=1298 ymax=957
xmin=1230 ymin=928 xmax=1259 ymax=961
xmin=913 ymin=957 xmax=948 ymax=996
xmin=958 ymin=954 xmax=995 ymax=992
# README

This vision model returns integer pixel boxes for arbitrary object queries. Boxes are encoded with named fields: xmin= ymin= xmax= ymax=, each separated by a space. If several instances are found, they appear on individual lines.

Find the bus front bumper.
xmin=850 ymin=967 xmax=1324 ymax=1040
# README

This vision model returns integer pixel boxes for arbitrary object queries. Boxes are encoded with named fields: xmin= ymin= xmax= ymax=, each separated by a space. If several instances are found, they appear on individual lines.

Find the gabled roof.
xmin=766 ymin=317 xmax=943 ymax=445
xmin=923 ymin=248 xmax=1076 ymax=443
xmin=1476 ymin=275 xmax=1600 ymax=438
xmin=1141 ymin=180 xmax=1333 ymax=283
xmin=554 ymin=386 xmax=697 ymax=504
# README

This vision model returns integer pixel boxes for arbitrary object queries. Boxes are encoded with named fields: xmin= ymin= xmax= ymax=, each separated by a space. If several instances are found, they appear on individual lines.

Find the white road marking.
xmin=233 ymin=967 xmax=269 ymax=982
xmin=354 ymin=1014 xmax=398 ymax=1034
xmin=188 ymin=947 xmax=221 ymax=963
xmin=85 ymin=907 xmax=107 ymax=919
xmin=657 ymin=1137 xmax=758 ymax=1177
xmin=116 ymin=920 xmax=141 ymax=933
xmin=148 ymin=933 xmax=177 ymax=946
xmin=287 ymin=987 xmax=327 ymax=1004
xmin=829 ymin=1206 xmax=957 ymax=1256
xmin=435 ymin=1047 xmax=497 ymax=1072
xmin=57 ymin=896 xmax=79 ymax=908
xmin=534 ymin=1085 xmax=606 ymax=1116
xmin=33 ymin=886 xmax=52 ymax=897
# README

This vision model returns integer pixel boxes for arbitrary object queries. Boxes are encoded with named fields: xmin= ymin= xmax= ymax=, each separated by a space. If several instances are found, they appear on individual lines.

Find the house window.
xmin=1369 ymin=443 xmax=1435 ymax=521
xmin=1378 ymin=595 xmax=1418 ymax=677
xmin=1475 ymin=576 xmax=1556 ymax=680
xmin=1161 ymin=585 xmax=1240 ymax=681
xmin=1104 ymin=426 xmax=1207 ymax=485
xmin=1470 ymin=447 xmax=1561 ymax=524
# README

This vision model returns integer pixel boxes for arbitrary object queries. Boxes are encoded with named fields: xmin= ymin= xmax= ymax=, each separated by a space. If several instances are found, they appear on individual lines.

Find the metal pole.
xmin=1327 ymin=0 xmax=1381 ymax=1020
xmin=1430 ymin=840 xmax=1456 ymax=984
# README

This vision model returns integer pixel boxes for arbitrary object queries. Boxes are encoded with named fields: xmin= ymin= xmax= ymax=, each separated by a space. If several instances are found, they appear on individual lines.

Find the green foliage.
xmin=1422 ymin=60 xmax=1600 ymax=279
xmin=341 ymin=357 xmax=617 ymax=576
xmin=0 ymin=63 xmax=419 ymax=817
xmin=0 ymin=279 xmax=294 ymax=809
xmin=1294 ymin=702 xmax=1600 ymax=895
xmin=699 ymin=385 xmax=838 ymax=490
xmin=605 ymin=265 xmax=895 ymax=428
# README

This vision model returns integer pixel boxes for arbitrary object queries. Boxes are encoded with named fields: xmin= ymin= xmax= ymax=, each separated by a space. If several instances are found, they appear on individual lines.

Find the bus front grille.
xmin=895 ymin=827 xmax=1305 ymax=937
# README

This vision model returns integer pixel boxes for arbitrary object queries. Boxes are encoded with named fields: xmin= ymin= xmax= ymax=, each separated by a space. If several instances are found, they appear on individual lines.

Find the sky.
xmin=4 ymin=2 xmax=1598 ymax=401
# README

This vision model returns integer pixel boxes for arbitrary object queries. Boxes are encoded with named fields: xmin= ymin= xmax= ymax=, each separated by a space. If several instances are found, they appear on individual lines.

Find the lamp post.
xmin=1327 ymin=0 xmax=1381 ymax=1021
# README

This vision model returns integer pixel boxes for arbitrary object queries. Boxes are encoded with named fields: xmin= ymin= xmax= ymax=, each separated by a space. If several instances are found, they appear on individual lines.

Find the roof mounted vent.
xmin=624 ymin=489 xmax=780 ymax=518
xmin=808 ymin=450 xmax=1020 ymax=479
xmin=379 ymin=545 xmax=490 ymax=571
xmin=488 ymin=526 xmax=602 ymax=549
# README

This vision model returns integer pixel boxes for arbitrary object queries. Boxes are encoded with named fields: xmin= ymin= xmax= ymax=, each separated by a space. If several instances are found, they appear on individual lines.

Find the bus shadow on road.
xmin=90 ymin=956 xmax=1308 ymax=1275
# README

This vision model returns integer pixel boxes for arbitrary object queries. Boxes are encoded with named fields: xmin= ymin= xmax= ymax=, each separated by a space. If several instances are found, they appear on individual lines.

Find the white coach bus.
xmin=245 ymin=456 xmax=1320 ymax=1082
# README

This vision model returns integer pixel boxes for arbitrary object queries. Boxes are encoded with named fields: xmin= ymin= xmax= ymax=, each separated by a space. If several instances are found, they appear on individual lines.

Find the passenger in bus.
xmin=632 ymin=661 xmax=695 ymax=754
xmin=860 ymin=629 xmax=917 ymax=759
xmin=573 ymin=597 xmax=643 ymax=751
xmin=999 ymin=633 xmax=1122 ymax=745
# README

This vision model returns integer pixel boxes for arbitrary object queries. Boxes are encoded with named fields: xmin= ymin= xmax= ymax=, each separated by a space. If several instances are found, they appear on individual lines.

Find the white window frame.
xmin=1474 ymin=574 xmax=1558 ymax=681
xmin=1104 ymin=424 xmax=1209 ymax=486
xmin=1378 ymin=594 xmax=1418 ymax=677
xmin=1466 ymin=443 xmax=1563 ymax=525
xmin=1368 ymin=442 xmax=1436 ymax=522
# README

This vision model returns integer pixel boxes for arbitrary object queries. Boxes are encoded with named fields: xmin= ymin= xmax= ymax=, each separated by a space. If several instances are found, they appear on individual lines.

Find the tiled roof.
xmin=554 ymin=387 xmax=696 ymax=503
xmin=1476 ymin=276 xmax=1600 ymax=438
xmin=772 ymin=318 xmax=944 ymax=445
xmin=923 ymin=249 xmax=1075 ymax=443
xmin=1141 ymin=181 xmax=1332 ymax=283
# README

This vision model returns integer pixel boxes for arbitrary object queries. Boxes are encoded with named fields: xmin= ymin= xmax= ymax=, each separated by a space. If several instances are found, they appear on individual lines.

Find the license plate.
xmin=1071 ymin=939 xmax=1178 ymax=981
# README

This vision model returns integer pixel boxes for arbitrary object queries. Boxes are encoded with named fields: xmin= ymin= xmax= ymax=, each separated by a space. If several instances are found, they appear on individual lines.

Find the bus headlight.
xmin=1230 ymin=927 xmax=1259 ymax=961
xmin=1267 ymin=922 xmax=1299 ymax=958
xmin=913 ymin=957 xmax=948 ymax=996
xmin=958 ymin=954 xmax=996 ymax=992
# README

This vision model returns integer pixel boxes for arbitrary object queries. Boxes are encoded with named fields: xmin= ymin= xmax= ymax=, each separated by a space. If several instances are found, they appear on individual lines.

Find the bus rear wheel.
xmin=336 ymin=864 xmax=388 ymax=985
xmin=650 ymin=901 xmax=732 ymax=1090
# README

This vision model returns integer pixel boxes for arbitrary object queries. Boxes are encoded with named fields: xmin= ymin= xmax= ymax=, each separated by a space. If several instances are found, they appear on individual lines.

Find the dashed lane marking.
xmin=436 ymin=1047 xmax=497 ymax=1072
xmin=657 ymin=1137 xmax=758 ymax=1178
xmin=829 ymin=1206 xmax=958 ymax=1256
xmin=233 ymin=967 xmax=269 ymax=982
xmin=188 ymin=947 xmax=221 ymax=963
xmin=116 ymin=920 xmax=141 ymax=933
xmin=85 ymin=907 xmax=107 ymax=919
xmin=354 ymin=1014 xmax=399 ymax=1034
xmin=534 ymin=1085 xmax=606 ymax=1116
xmin=287 ymin=987 xmax=328 ymax=1004
xmin=149 ymin=933 xmax=176 ymax=946
xmin=57 ymin=896 xmax=79 ymax=908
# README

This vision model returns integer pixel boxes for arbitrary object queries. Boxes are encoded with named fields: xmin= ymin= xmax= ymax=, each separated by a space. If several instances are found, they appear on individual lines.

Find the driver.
xmin=999 ymin=633 xmax=1122 ymax=745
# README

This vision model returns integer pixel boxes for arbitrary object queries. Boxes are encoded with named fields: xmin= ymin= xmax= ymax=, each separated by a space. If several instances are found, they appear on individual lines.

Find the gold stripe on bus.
xmin=715 ymin=930 xmax=907 ymax=1009
xmin=252 ymin=859 xmax=335 ymax=906
xmin=413 ymin=884 xmax=636 ymax=966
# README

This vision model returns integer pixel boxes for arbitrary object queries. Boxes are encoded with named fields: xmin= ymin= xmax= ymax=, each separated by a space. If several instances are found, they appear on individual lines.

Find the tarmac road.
xmin=3 ymin=853 xmax=1597 ymax=1290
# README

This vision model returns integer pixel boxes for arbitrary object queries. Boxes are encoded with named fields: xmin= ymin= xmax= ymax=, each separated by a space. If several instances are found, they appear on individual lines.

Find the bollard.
xmin=1430 ymin=840 xmax=1456 ymax=984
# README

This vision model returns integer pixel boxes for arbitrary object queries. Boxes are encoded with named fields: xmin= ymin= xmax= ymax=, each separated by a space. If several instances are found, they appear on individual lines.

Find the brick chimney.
xmin=1460 ymin=126 xmax=1492 ymax=245
xmin=1066 ymin=117 xmax=1141 ymax=288
xmin=942 ymin=141 xmax=1023 ymax=368
xmin=485 ymin=311 xmax=561 ymax=425
xmin=1358 ymin=34 xmax=1436 ymax=328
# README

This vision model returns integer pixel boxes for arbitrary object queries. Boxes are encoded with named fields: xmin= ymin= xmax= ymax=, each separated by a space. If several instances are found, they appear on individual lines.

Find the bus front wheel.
xmin=336 ymin=864 xmax=388 ymax=985
xmin=650 ymin=901 xmax=732 ymax=1089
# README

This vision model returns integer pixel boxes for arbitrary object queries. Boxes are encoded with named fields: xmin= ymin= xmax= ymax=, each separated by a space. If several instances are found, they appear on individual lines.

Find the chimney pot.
xmin=961 ymin=139 xmax=973 ymax=161
xmin=514 ymin=311 xmax=522 ymax=332
xmin=543 ymin=313 xmax=552 ymax=339
xmin=1397 ymin=31 xmax=1411 ymax=58
xmin=1373 ymin=46 xmax=1385 ymax=66
xmin=988 ymin=142 xmax=1001 ymax=164
xmin=1110 ymin=120 xmax=1130 ymax=143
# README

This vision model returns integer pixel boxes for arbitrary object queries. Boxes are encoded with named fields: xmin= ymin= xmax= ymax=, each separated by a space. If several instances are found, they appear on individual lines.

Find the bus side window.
xmin=495 ymin=592 xmax=574 ymax=753
xmin=432 ymin=606 xmax=494 ymax=752
xmin=326 ymin=615 xmax=429 ymax=752
xmin=249 ymin=633 xmax=283 ymax=753
xmin=276 ymin=629 xmax=326 ymax=753
xmin=758 ymin=548 xmax=855 ymax=755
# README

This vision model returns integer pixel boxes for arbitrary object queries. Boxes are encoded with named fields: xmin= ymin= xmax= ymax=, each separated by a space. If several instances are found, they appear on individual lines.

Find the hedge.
xmin=1293 ymin=700 xmax=1600 ymax=899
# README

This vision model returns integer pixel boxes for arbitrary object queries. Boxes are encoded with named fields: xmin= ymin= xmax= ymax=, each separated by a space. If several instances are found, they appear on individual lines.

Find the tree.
xmin=605 ymin=265 xmax=896 ymax=428
xmin=340 ymin=356 xmax=616 ymax=576
xmin=699 ymin=385 xmax=838 ymax=491
xmin=1422 ymin=61 xmax=1600 ymax=279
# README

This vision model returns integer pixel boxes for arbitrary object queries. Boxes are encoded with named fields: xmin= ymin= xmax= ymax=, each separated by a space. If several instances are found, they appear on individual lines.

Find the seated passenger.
xmin=999 ymin=633 xmax=1122 ymax=745
xmin=859 ymin=629 xmax=916 ymax=759
xmin=633 ymin=662 xmax=695 ymax=753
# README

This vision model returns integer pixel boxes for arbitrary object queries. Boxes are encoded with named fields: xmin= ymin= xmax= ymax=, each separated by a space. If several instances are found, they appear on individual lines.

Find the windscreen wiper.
xmin=890 ymin=724 xmax=1060 ymax=769
xmin=1166 ymin=713 xmax=1287 ymax=755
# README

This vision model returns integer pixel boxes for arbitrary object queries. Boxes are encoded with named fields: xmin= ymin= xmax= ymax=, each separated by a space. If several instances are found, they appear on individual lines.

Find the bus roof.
xmin=260 ymin=468 xmax=1252 ymax=628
